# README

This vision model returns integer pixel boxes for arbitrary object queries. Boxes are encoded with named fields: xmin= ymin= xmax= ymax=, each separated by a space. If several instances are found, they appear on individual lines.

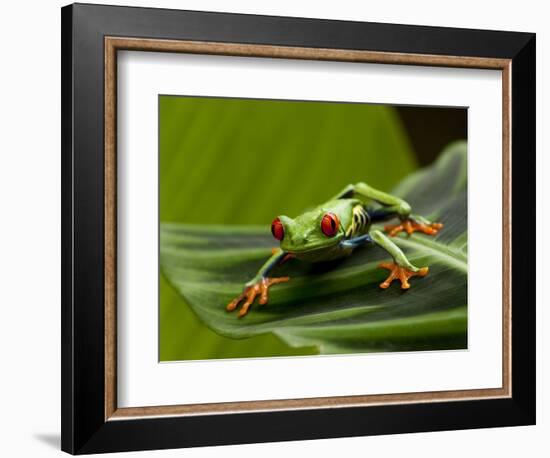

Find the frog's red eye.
xmin=271 ymin=218 xmax=285 ymax=241
xmin=321 ymin=213 xmax=340 ymax=237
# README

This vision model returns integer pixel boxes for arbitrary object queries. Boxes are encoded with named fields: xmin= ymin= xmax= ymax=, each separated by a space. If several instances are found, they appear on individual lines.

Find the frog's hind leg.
xmin=333 ymin=183 xmax=443 ymax=236
xmin=332 ymin=182 xmax=411 ymax=217
xmin=370 ymin=230 xmax=429 ymax=290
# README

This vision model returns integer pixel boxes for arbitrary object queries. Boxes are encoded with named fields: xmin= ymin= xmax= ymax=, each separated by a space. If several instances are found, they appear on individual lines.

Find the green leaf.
xmin=161 ymin=141 xmax=467 ymax=355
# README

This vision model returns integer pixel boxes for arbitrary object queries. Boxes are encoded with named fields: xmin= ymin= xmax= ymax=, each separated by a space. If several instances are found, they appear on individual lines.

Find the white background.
xmin=118 ymin=52 xmax=502 ymax=407
xmin=0 ymin=0 xmax=545 ymax=457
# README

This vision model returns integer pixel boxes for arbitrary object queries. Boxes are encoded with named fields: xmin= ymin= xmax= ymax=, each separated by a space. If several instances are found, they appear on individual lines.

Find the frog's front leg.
xmin=226 ymin=248 xmax=290 ymax=317
xmin=370 ymin=230 xmax=429 ymax=289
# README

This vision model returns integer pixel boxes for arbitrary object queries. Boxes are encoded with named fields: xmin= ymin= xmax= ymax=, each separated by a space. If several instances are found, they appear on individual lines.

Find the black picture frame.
xmin=61 ymin=3 xmax=535 ymax=454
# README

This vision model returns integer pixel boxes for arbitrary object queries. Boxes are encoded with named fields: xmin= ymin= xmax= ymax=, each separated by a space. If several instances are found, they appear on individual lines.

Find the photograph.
xmin=56 ymin=3 xmax=537 ymax=454
xmin=159 ymin=95 xmax=468 ymax=361
xmin=0 ymin=0 xmax=544 ymax=456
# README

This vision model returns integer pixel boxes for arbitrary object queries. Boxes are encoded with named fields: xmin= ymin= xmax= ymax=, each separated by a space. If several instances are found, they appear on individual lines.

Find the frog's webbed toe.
xmin=378 ymin=262 xmax=429 ymax=290
xmin=384 ymin=219 xmax=443 ymax=237
xmin=226 ymin=276 xmax=290 ymax=317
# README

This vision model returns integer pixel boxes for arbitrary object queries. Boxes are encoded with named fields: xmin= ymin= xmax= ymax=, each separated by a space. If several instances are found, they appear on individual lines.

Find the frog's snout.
xmin=290 ymin=232 xmax=306 ymax=245
xmin=289 ymin=229 xmax=313 ymax=246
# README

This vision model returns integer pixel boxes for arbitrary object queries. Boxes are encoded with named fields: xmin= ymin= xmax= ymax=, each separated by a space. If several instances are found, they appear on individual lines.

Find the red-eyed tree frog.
xmin=227 ymin=182 xmax=443 ymax=317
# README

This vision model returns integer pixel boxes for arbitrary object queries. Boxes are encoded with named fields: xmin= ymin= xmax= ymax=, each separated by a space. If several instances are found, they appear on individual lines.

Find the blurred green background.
xmin=159 ymin=95 xmax=466 ymax=361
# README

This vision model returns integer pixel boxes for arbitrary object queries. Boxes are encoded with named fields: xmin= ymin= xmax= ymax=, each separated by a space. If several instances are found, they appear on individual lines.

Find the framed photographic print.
xmin=61 ymin=3 xmax=536 ymax=454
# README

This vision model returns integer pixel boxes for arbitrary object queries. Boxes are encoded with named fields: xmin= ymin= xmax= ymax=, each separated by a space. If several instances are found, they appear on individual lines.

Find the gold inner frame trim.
xmin=104 ymin=36 xmax=512 ymax=421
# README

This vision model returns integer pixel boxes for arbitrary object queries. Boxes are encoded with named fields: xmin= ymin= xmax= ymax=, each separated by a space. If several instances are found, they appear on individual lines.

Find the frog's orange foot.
xmin=226 ymin=276 xmax=290 ymax=317
xmin=379 ymin=262 xmax=429 ymax=290
xmin=384 ymin=219 xmax=443 ymax=237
